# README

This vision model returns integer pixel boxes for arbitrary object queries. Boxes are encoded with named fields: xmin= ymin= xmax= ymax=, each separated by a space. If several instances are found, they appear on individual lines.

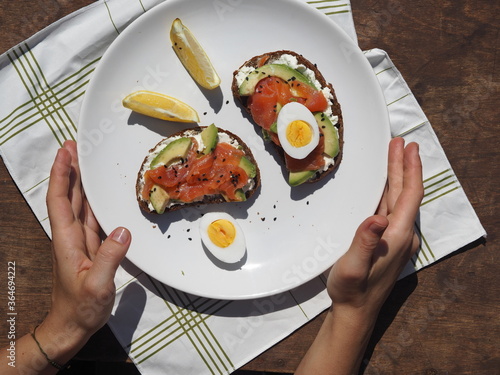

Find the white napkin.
xmin=0 ymin=0 xmax=485 ymax=374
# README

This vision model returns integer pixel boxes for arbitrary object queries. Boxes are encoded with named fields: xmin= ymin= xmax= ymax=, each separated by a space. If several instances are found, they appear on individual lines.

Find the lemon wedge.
xmin=170 ymin=18 xmax=221 ymax=90
xmin=122 ymin=90 xmax=200 ymax=123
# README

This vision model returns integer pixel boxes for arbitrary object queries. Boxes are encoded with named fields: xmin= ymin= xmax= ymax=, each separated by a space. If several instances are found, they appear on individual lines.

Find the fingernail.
xmin=110 ymin=227 xmax=130 ymax=245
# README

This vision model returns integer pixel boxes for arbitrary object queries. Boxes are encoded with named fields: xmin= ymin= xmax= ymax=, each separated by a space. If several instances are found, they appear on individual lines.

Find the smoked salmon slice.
xmin=142 ymin=139 xmax=249 ymax=203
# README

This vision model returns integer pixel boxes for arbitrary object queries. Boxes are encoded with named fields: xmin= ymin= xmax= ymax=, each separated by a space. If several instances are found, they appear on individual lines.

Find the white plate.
xmin=78 ymin=0 xmax=390 ymax=300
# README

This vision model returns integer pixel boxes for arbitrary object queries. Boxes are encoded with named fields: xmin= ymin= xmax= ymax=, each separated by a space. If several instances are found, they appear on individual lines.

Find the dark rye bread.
xmin=231 ymin=50 xmax=343 ymax=184
xmin=136 ymin=127 xmax=261 ymax=214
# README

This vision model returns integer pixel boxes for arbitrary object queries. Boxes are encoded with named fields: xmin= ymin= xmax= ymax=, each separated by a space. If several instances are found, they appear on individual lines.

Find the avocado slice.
xmin=239 ymin=156 xmax=257 ymax=178
xmin=239 ymin=64 xmax=316 ymax=96
xmin=149 ymin=184 xmax=170 ymax=214
xmin=289 ymin=170 xmax=317 ymax=187
xmin=150 ymin=137 xmax=192 ymax=169
xmin=262 ymin=129 xmax=272 ymax=142
xmin=234 ymin=189 xmax=247 ymax=202
xmin=314 ymin=112 xmax=339 ymax=158
xmin=269 ymin=122 xmax=278 ymax=133
xmin=201 ymin=123 xmax=218 ymax=155
xmin=221 ymin=189 xmax=247 ymax=203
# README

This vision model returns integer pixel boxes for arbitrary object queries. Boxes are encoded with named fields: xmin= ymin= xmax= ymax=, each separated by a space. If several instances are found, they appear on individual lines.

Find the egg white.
xmin=277 ymin=102 xmax=320 ymax=159
xmin=199 ymin=212 xmax=246 ymax=264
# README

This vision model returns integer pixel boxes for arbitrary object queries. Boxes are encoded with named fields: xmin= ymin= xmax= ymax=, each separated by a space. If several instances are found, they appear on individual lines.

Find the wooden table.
xmin=0 ymin=1 xmax=498 ymax=374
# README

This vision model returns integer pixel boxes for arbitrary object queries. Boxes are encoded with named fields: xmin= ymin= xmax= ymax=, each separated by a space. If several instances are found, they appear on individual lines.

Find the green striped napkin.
xmin=0 ymin=0 xmax=485 ymax=374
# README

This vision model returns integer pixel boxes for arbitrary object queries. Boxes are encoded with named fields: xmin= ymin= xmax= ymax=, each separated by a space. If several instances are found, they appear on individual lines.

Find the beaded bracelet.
xmin=30 ymin=325 xmax=65 ymax=370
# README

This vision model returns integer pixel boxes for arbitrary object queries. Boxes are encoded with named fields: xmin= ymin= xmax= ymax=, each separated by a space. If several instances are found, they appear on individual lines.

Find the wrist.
xmin=329 ymin=303 xmax=378 ymax=336
xmin=34 ymin=313 xmax=92 ymax=367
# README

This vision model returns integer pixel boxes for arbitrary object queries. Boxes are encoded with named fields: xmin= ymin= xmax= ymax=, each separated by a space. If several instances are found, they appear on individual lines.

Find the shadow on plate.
xmin=202 ymin=242 xmax=248 ymax=271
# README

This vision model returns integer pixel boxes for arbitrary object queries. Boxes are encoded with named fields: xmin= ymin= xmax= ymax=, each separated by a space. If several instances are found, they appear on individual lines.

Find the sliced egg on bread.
xmin=276 ymin=102 xmax=320 ymax=160
xmin=199 ymin=212 xmax=246 ymax=263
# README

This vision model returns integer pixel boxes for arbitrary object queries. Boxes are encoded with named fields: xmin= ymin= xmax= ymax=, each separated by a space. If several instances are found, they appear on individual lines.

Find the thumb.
xmin=348 ymin=215 xmax=388 ymax=268
xmin=89 ymin=227 xmax=131 ymax=287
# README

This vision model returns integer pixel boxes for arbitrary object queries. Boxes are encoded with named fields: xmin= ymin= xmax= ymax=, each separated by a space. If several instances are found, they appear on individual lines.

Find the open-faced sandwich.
xmin=137 ymin=124 xmax=260 ymax=214
xmin=232 ymin=50 xmax=343 ymax=186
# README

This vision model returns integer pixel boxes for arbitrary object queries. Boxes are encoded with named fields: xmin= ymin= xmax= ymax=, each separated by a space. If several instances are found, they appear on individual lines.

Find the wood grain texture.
xmin=0 ymin=0 xmax=498 ymax=374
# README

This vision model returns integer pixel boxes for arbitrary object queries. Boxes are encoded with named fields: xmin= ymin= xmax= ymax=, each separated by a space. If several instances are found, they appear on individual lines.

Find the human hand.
xmin=39 ymin=140 xmax=131 ymax=361
xmin=295 ymin=138 xmax=423 ymax=375
xmin=327 ymin=137 xmax=423 ymax=320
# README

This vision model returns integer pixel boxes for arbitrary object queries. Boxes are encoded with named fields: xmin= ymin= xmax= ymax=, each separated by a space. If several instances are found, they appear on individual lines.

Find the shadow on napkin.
xmin=109 ymin=281 xmax=147 ymax=355
xmin=118 ymin=256 xmax=326 ymax=318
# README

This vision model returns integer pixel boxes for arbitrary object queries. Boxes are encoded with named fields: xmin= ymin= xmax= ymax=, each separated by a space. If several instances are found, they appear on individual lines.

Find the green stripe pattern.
xmin=127 ymin=275 xmax=234 ymax=374
xmin=421 ymin=168 xmax=461 ymax=206
xmin=1 ymin=44 xmax=100 ymax=147
xmin=307 ymin=0 xmax=350 ymax=15
xmin=410 ymin=168 xmax=461 ymax=268
xmin=371 ymin=57 xmax=462 ymax=270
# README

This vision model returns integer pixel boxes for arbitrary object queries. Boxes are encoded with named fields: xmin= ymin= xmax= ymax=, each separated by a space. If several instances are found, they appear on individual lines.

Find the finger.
xmin=392 ymin=142 xmax=424 ymax=226
xmin=47 ymin=147 xmax=76 ymax=231
xmin=87 ymin=227 xmax=131 ymax=288
xmin=376 ymin=183 xmax=389 ymax=217
xmin=386 ymin=137 xmax=405 ymax=212
xmin=63 ymin=140 xmax=84 ymax=218
xmin=341 ymin=215 xmax=389 ymax=280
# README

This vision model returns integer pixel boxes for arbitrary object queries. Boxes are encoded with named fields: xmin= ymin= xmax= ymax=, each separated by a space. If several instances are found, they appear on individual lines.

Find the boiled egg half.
xmin=199 ymin=212 xmax=246 ymax=263
xmin=277 ymin=102 xmax=320 ymax=159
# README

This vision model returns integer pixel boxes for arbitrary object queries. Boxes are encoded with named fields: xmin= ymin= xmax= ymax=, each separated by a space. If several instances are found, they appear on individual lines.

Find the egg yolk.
xmin=207 ymin=219 xmax=236 ymax=248
xmin=286 ymin=120 xmax=313 ymax=148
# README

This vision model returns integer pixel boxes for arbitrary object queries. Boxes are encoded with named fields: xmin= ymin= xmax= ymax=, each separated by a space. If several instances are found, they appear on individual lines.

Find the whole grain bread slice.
xmin=231 ymin=50 xmax=343 ymax=184
xmin=136 ymin=126 xmax=260 ymax=214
